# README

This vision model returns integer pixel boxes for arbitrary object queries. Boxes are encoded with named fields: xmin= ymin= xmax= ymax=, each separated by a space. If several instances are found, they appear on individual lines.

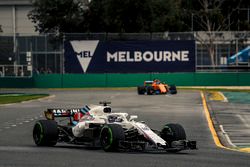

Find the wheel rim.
xmin=33 ymin=122 xmax=43 ymax=145
xmin=101 ymin=127 xmax=113 ymax=150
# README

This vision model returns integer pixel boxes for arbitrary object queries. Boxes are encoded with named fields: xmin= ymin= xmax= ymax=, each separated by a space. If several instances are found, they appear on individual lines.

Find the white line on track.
xmin=0 ymin=146 xmax=34 ymax=151
xmin=0 ymin=115 xmax=42 ymax=131
xmin=219 ymin=125 xmax=236 ymax=147
xmin=0 ymin=145 xmax=70 ymax=153
xmin=237 ymin=114 xmax=250 ymax=128
xmin=218 ymin=92 xmax=228 ymax=102
xmin=110 ymin=93 xmax=121 ymax=99
xmin=233 ymin=143 xmax=250 ymax=146
xmin=0 ymin=146 xmax=40 ymax=152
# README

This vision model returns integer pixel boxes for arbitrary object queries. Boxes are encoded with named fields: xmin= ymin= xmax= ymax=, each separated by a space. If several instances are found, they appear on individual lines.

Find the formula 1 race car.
xmin=33 ymin=102 xmax=196 ymax=152
xmin=137 ymin=79 xmax=177 ymax=95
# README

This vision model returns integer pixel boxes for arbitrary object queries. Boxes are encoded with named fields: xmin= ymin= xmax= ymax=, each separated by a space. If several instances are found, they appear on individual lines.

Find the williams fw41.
xmin=33 ymin=102 xmax=196 ymax=152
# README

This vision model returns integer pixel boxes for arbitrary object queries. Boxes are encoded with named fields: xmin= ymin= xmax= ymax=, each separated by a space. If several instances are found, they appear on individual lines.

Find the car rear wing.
xmin=44 ymin=106 xmax=91 ymax=120
xmin=144 ymin=81 xmax=153 ymax=84
xmin=44 ymin=109 xmax=79 ymax=120
xmin=144 ymin=81 xmax=153 ymax=86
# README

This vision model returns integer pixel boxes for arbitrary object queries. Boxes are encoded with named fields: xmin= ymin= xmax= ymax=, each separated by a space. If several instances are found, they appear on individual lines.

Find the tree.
xmin=196 ymin=0 xmax=227 ymax=67
xmin=28 ymin=0 xmax=186 ymax=33
xmin=184 ymin=0 xmax=242 ymax=67
xmin=180 ymin=0 xmax=250 ymax=31
xmin=28 ymin=0 xmax=86 ymax=35
xmin=84 ymin=0 xmax=106 ymax=32
xmin=86 ymin=0 xmax=184 ymax=33
xmin=86 ymin=0 xmax=153 ymax=33
xmin=28 ymin=0 xmax=250 ymax=36
xmin=151 ymin=0 xmax=185 ymax=32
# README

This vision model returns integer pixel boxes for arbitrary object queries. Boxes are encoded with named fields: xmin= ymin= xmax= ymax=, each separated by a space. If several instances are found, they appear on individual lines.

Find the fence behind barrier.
xmin=1 ymin=32 xmax=250 ymax=75
xmin=0 ymin=65 xmax=32 ymax=77
xmin=1 ymin=73 xmax=250 ymax=88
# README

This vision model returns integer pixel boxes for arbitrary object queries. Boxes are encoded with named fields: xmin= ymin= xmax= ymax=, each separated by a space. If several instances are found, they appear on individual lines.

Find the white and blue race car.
xmin=33 ymin=102 xmax=196 ymax=152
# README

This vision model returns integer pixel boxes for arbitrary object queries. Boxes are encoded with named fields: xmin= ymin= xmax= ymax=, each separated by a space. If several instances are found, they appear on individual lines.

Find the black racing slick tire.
xmin=146 ymin=86 xmax=154 ymax=95
xmin=137 ymin=86 xmax=146 ymax=95
xmin=100 ymin=124 xmax=125 ymax=152
xmin=33 ymin=120 xmax=58 ymax=146
xmin=160 ymin=123 xmax=186 ymax=144
xmin=169 ymin=85 xmax=177 ymax=94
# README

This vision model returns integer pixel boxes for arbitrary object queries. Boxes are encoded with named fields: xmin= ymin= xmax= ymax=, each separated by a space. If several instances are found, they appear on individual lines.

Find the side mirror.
xmin=99 ymin=101 xmax=111 ymax=106
xmin=129 ymin=115 xmax=138 ymax=121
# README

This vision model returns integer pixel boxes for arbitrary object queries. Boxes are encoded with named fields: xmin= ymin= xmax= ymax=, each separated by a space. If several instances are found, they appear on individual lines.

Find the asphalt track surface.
xmin=0 ymin=89 xmax=249 ymax=167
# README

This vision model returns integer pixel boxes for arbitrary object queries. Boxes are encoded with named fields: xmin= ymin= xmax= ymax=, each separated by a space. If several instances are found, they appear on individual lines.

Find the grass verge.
xmin=0 ymin=94 xmax=49 ymax=104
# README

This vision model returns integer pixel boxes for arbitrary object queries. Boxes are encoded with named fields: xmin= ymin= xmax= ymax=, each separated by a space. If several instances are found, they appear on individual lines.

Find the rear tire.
xmin=33 ymin=120 xmax=58 ymax=146
xmin=169 ymin=85 xmax=177 ymax=94
xmin=100 ymin=124 xmax=125 ymax=152
xmin=137 ymin=86 xmax=146 ymax=95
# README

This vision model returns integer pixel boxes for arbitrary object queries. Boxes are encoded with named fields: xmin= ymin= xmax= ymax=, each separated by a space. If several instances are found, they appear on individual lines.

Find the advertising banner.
xmin=64 ymin=40 xmax=195 ymax=73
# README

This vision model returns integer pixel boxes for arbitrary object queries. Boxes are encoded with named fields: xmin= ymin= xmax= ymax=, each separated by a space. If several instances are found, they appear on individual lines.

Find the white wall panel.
xmin=0 ymin=6 xmax=13 ymax=34
xmin=16 ymin=6 xmax=36 ymax=34
xmin=0 ymin=4 xmax=37 ymax=34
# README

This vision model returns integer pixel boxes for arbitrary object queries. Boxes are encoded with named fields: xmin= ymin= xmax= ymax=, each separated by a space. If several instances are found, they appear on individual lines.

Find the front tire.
xmin=100 ymin=124 xmax=125 ymax=152
xmin=33 ymin=120 xmax=58 ymax=146
xmin=146 ymin=86 xmax=154 ymax=95
xmin=160 ymin=123 xmax=186 ymax=148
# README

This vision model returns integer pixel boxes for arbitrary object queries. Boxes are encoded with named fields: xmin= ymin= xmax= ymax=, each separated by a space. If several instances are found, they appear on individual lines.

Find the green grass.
xmin=0 ymin=94 xmax=49 ymax=104
xmin=222 ymin=92 xmax=250 ymax=104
